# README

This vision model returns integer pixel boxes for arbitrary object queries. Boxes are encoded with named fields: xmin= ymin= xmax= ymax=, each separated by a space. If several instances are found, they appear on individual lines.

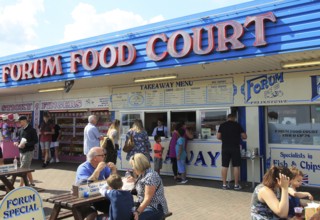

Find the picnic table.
xmin=0 ymin=167 xmax=34 ymax=193
xmin=44 ymin=192 xmax=106 ymax=220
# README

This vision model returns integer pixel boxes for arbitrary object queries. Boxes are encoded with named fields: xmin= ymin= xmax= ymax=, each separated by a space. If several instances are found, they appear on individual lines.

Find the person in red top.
xmin=153 ymin=135 xmax=164 ymax=175
xmin=39 ymin=113 xmax=54 ymax=168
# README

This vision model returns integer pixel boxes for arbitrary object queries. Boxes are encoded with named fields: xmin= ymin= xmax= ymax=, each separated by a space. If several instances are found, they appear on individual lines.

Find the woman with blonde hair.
xmin=128 ymin=153 xmax=169 ymax=220
xmin=251 ymin=166 xmax=293 ymax=220
xmin=125 ymin=119 xmax=151 ymax=161
xmin=101 ymin=119 xmax=120 ymax=164
xmin=107 ymin=119 xmax=120 ymax=149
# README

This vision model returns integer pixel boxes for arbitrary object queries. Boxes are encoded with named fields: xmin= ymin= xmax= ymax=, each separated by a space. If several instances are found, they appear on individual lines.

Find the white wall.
xmin=245 ymin=106 xmax=262 ymax=183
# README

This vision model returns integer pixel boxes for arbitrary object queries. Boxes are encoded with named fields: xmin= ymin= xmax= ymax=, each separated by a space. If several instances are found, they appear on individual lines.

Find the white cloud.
xmin=61 ymin=3 xmax=164 ymax=43
xmin=0 ymin=0 xmax=44 ymax=57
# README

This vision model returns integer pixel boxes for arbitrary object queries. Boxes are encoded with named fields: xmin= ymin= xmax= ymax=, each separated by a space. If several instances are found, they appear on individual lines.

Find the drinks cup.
xmin=294 ymin=207 xmax=303 ymax=218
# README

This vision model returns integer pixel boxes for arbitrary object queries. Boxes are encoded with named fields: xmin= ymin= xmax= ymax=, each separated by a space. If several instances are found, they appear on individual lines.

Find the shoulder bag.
xmin=123 ymin=133 xmax=134 ymax=153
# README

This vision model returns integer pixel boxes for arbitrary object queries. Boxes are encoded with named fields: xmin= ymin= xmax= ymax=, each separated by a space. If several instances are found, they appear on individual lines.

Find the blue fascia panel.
xmin=0 ymin=0 xmax=320 ymax=88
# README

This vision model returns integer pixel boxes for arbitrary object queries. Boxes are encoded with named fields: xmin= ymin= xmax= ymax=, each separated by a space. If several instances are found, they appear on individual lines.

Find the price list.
xmin=111 ymin=93 xmax=128 ymax=109
xmin=207 ymin=78 xmax=233 ymax=104
xmin=185 ymin=87 xmax=206 ymax=104
xmin=111 ymin=77 xmax=234 ymax=109
xmin=145 ymin=90 xmax=165 ymax=106
xmin=164 ymin=88 xmax=184 ymax=106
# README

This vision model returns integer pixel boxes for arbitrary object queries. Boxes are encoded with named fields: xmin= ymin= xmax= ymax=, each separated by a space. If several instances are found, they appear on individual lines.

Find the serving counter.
xmin=118 ymin=137 xmax=225 ymax=180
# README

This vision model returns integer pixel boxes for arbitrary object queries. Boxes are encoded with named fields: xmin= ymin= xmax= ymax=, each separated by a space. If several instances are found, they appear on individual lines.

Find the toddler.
xmin=288 ymin=167 xmax=313 ymax=218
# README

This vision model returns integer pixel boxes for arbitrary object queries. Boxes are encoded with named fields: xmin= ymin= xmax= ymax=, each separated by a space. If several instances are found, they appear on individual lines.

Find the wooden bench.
xmin=46 ymin=210 xmax=73 ymax=220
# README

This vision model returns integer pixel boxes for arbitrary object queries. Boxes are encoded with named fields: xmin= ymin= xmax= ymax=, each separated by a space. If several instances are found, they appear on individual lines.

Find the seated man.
xmin=75 ymin=147 xmax=117 ymax=219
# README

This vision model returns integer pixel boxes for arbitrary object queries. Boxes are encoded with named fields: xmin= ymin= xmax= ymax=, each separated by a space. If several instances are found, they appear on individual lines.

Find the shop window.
xmin=200 ymin=110 xmax=228 ymax=139
xmin=144 ymin=112 xmax=167 ymax=136
xmin=121 ymin=113 xmax=141 ymax=135
xmin=267 ymin=105 xmax=320 ymax=145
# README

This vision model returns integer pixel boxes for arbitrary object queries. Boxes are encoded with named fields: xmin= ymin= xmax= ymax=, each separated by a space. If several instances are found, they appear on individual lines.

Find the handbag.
xmin=123 ymin=133 xmax=134 ymax=153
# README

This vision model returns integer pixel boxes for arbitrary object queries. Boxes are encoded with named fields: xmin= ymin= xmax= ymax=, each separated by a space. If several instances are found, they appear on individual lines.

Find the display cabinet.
xmin=51 ymin=111 xmax=112 ymax=162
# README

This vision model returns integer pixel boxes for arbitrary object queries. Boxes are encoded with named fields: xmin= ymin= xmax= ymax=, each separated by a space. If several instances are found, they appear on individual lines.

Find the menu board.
xmin=111 ymin=77 xmax=234 ymax=109
xmin=207 ymin=79 xmax=234 ymax=103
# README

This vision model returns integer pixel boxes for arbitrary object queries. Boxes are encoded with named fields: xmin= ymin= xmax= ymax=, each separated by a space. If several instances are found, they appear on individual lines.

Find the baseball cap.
xmin=18 ymin=115 xmax=28 ymax=121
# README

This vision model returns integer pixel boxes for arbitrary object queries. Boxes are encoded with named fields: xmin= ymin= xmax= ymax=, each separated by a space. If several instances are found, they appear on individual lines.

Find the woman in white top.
xmin=107 ymin=119 xmax=120 ymax=148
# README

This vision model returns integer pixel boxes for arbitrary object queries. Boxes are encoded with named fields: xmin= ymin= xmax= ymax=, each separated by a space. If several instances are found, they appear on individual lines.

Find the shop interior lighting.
xmin=134 ymin=75 xmax=177 ymax=83
xmin=281 ymin=59 xmax=320 ymax=68
xmin=38 ymin=87 xmax=64 ymax=93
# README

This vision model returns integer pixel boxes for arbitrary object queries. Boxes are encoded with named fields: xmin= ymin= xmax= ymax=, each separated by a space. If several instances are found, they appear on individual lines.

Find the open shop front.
xmin=0 ymin=0 xmax=320 ymax=185
xmin=37 ymin=97 xmax=113 ymax=163
xmin=0 ymin=103 xmax=34 ymax=161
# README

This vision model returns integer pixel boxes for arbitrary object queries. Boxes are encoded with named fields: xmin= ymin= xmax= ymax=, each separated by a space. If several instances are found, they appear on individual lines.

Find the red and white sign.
xmin=2 ymin=12 xmax=276 ymax=83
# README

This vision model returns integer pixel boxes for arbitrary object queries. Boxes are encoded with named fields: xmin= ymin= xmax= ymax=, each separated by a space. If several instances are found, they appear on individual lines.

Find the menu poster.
xmin=111 ymin=77 xmax=234 ymax=109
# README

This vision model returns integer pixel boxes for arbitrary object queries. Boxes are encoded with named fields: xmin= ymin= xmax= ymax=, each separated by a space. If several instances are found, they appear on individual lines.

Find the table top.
xmin=0 ymin=168 xmax=35 ymax=177
xmin=44 ymin=192 xmax=106 ymax=209
xmin=44 ymin=176 xmax=135 ymax=210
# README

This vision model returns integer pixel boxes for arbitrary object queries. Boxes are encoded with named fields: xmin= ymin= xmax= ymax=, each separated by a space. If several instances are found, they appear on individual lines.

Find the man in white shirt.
xmin=83 ymin=115 xmax=102 ymax=155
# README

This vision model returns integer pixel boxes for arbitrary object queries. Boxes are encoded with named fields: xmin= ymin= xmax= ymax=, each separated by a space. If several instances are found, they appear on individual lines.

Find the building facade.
xmin=1 ymin=0 xmax=320 ymax=186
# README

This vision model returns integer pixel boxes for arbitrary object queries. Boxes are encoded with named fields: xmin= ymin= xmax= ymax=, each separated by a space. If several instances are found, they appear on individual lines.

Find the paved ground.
xmin=7 ymin=160 xmax=319 ymax=220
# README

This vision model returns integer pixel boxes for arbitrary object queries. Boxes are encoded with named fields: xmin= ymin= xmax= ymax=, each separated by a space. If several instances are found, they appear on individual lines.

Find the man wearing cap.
xmin=14 ymin=115 xmax=38 ymax=186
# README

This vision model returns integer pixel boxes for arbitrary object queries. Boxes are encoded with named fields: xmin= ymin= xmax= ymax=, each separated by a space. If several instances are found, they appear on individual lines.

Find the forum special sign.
xmin=0 ymin=187 xmax=45 ymax=220
xmin=270 ymin=147 xmax=320 ymax=187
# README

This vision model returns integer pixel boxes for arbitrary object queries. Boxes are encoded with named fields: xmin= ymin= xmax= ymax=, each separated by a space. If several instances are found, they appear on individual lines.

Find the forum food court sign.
xmin=2 ymin=12 xmax=276 ymax=83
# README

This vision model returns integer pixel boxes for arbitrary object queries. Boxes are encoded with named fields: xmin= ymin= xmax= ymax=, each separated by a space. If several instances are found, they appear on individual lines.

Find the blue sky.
xmin=0 ymin=0 xmax=255 ymax=58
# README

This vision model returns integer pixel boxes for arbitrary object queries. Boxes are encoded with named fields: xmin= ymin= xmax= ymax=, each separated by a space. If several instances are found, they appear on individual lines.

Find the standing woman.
xmin=125 ymin=119 xmax=151 ymax=161
xmin=103 ymin=119 xmax=120 ymax=164
xmin=107 ymin=119 xmax=120 ymax=150
xmin=168 ymin=121 xmax=193 ymax=180
xmin=251 ymin=166 xmax=292 ymax=220
xmin=39 ymin=113 xmax=54 ymax=168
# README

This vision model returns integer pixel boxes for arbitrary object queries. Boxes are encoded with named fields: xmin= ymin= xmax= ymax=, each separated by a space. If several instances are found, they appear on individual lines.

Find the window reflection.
xmin=200 ymin=110 xmax=227 ymax=139
xmin=267 ymin=105 xmax=320 ymax=145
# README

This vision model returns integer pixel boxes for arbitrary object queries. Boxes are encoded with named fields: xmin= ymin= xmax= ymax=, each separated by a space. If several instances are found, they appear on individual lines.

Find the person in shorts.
xmin=39 ymin=113 xmax=54 ymax=168
xmin=14 ymin=115 xmax=38 ymax=186
xmin=175 ymin=128 xmax=188 ymax=184
xmin=153 ymin=135 xmax=164 ymax=175
xmin=50 ymin=120 xmax=61 ymax=163
xmin=217 ymin=113 xmax=247 ymax=190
